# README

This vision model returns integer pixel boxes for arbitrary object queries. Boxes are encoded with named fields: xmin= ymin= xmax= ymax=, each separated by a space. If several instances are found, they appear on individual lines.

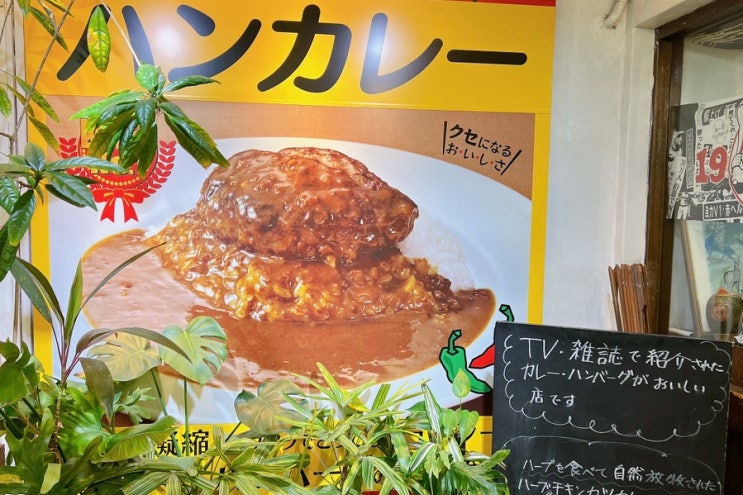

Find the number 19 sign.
xmin=667 ymin=95 xmax=743 ymax=221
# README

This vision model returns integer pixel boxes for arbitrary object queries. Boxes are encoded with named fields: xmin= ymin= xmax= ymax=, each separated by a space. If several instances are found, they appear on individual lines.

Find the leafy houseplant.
xmin=1 ymin=247 xmax=320 ymax=495
xmin=2 ymin=289 xmax=511 ymax=494
xmin=0 ymin=245 xmax=234 ymax=494
xmin=90 ymin=361 xmax=511 ymax=495
xmin=0 ymin=2 xmax=229 ymax=283
xmin=231 ymin=363 xmax=511 ymax=495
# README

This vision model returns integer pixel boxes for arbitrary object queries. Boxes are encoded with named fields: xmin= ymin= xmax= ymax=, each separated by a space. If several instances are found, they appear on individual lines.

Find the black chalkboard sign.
xmin=492 ymin=322 xmax=733 ymax=495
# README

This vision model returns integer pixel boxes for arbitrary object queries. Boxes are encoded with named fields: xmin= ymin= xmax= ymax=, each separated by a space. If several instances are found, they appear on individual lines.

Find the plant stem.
xmin=0 ymin=407 xmax=25 ymax=438
xmin=14 ymin=0 xmax=76 ymax=137
xmin=183 ymin=379 xmax=190 ymax=456
xmin=149 ymin=368 xmax=183 ymax=456
xmin=48 ymin=393 xmax=64 ymax=463
xmin=149 ymin=368 xmax=168 ymax=415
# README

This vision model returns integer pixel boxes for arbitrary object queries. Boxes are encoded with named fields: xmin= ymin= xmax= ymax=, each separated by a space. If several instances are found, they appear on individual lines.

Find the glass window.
xmin=650 ymin=3 xmax=743 ymax=341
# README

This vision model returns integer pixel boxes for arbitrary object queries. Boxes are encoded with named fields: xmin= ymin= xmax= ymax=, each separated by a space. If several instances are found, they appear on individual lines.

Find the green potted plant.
xmin=0 ymin=1 xmax=229 ymax=284
xmin=0 ymin=244 xmax=344 ymax=494
xmin=231 ymin=363 xmax=511 ymax=495
xmin=90 ymin=359 xmax=510 ymax=495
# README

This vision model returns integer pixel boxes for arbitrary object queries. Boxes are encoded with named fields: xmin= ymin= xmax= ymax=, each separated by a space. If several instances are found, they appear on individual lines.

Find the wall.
xmin=542 ymin=0 xmax=712 ymax=330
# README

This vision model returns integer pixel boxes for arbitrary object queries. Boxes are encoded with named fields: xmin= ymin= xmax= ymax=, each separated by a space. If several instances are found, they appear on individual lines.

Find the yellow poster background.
xmin=27 ymin=1 xmax=554 ymax=113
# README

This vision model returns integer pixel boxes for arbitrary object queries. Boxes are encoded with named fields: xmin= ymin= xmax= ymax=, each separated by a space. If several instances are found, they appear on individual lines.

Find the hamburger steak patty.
xmin=195 ymin=147 xmax=419 ymax=264
xmin=152 ymin=210 xmax=462 ymax=322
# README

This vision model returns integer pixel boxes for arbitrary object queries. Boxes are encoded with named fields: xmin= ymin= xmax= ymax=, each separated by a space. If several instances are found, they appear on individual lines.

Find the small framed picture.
xmin=682 ymin=220 xmax=743 ymax=338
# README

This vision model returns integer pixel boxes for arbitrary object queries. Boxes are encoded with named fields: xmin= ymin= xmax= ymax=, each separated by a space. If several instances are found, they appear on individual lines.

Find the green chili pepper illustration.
xmin=439 ymin=329 xmax=492 ymax=394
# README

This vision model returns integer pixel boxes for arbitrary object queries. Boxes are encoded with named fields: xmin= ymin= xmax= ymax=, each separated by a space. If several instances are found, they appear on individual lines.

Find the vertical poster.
xmin=26 ymin=0 xmax=555 ymax=424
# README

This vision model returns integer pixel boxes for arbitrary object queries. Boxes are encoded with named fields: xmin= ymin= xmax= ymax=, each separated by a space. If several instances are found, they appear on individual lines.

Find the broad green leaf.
xmin=422 ymin=384 xmax=442 ymax=441
xmin=159 ymin=100 xmax=188 ymax=120
xmin=0 ymin=178 xmax=20 ymax=213
xmin=80 ymin=356 xmax=115 ymax=420
xmin=101 ymin=416 xmax=178 ymax=462
xmin=162 ymin=111 xmax=228 ymax=167
xmin=64 ymin=261 xmax=84 ymax=343
xmin=5 ymin=85 xmax=28 ymax=110
xmin=9 ymin=154 xmax=26 ymax=167
xmin=0 ymin=228 xmax=16 ymax=282
xmin=76 ymin=326 xmax=189 ymax=362
xmin=96 ymin=101 xmax=136 ymax=128
xmin=391 ymin=430 xmax=411 ymax=474
xmin=136 ymin=125 xmax=159 ymax=178
xmin=0 ymin=163 xmax=33 ymax=179
xmin=85 ymin=333 xmax=162 ymax=381
xmin=23 ymin=142 xmax=46 ymax=171
xmin=71 ymin=90 xmax=144 ymax=123
xmin=452 ymin=368 xmax=471 ymax=399
xmin=11 ymin=257 xmax=63 ymax=324
xmin=118 ymin=471 xmax=171 ymax=495
xmin=162 ymin=74 xmax=219 ymax=94
xmin=87 ymin=6 xmax=111 ymax=72
xmin=7 ymin=190 xmax=35 ymax=246
xmin=134 ymin=98 xmax=156 ymax=128
xmin=104 ymin=127 xmax=125 ymax=161
xmin=43 ymin=171 xmax=96 ymax=209
xmin=0 ymin=348 xmax=31 ymax=403
xmin=165 ymin=473 xmax=182 ymax=495
xmin=18 ymin=341 xmax=40 ymax=386
xmin=458 ymin=409 xmax=479 ymax=442
xmin=58 ymin=387 xmax=108 ymax=458
xmin=3 ymin=410 xmax=54 ymax=490
xmin=115 ymin=119 xmax=140 ymax=166
xmin=136 ymin=64 xmax=165 ymax=94
xmin=489 ymin=448 xmax=510 ymax=465
xmin=46 ymin=156 xmax=127 ymax=173
xmin=27 ymin=6 xmax=68 ymax=50
xmin=441 ymin=408 xmax=458 ymax=435
xmin=39 ymin=463 xmax=60 ymax=494
xmin=159 ymin=316 xmax=227 ymax=385
xmin=0 ymin=87 xmax=11 ymax=117
xmin=0 ymin=340 xmax=20 ymax=362
xmin=118 ymin=122 xmax=155 ymax=169
xmin=27 ymin=115 xmax=61 ymax=153
xmin=234 ymin=380 xmax=306 ymax=435
xmin=52 ymin=438 xmax=107 ymax=494
xmin=15 ymin=78 xmax=58 ymax=122
xmin=87 ymin=112 xmax=133 ymax=157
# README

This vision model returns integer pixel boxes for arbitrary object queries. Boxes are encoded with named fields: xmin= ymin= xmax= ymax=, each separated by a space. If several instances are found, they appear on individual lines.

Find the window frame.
xmin=645 ymin=0 xmax=743 ymax=334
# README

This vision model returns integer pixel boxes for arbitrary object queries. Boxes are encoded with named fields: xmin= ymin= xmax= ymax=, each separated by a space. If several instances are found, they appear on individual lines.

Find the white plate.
xmin=50 ymin=137 xmax=531 ymax=423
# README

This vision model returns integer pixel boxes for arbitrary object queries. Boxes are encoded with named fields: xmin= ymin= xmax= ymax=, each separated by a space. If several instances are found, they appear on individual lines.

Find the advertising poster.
xmin=26 ymin=0 xmax=555 ymax=427
xmin=668 ymin=94 xmax=743 ymax=221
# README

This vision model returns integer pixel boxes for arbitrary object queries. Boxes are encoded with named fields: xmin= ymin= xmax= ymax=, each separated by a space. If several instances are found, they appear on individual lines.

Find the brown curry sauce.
xmin=81 ymin=229 xmax=495 ymax=389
